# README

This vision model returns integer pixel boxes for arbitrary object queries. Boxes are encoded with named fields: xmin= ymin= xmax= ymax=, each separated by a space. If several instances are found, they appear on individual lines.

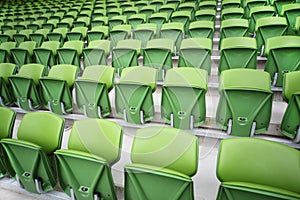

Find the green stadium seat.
xmin=132 ymin=23 xmax=157 ymax=48
xmin=91 ymin=16 xmax=108 ymax=27
xmin=281 ymin=3 xmax=300 ymax=34
xmin=188 ymin=20 xmax=215 ymax=39
xmin=33 ymin=41 xmax=60 ymax=70
xmin=13 ymin=29 xmax=33 ymax=46
xmin=0 ymin=63 xmax=17 ymax=106
xmin=0 ymin=41 xmax=16 ymax=63
xmin=171 ymin=11 xmax=191 ymax=33
xmin=66 ymin=27 xmax=88 ymax=41
xmin=57 ymin=40 xmax=84 ymax=70
xmin=29 ymin=28 xmax=50 ymax=47
xmin=47 ymin=27 xmax=68 ymax=46
xmin=221 ymin=7 xmax=244 ymax=20
xmin=83 ymin=40 xmax=110 ymax=68
xmin=108 ymin=15 xmax=127 ymax=30
xmin=199 ymin=1 xmax=217 ymax=10
xmin=128 ymin=14 xmax=147 ymax=30
xmin=87 ymin=26 xmax=109 ymax=44
xmin=11 ymin=41 xmax=36 ymax=68
xmin=248 ymin=6 xmax=275 ymax=34
xmin=109 ymin=24 xmax=131 ymax=48
xmin=160 ymin=22 xmax=184 ymax=53
xmin=57 ymin=18 xmax=74 ymax=29
xmin=42 ymin=18 xmax=59 ymax=31
xmin=140 ymin=5 xmax=157 ymax=22
xmin=123 ymin=7 xmax=139 ymax=19
xmin=244 ymin=0 xmax=268 ymax=19
xmin=149 ymin=13 xmax=168 ymax=33
xmin=159 ymin=4 xmax=176 ymax=21
xmin=0 ymin=30 xmax=16 ymax=43
xmin=149 ymin=0 xmax=165 ymax=10
xmin=221 ymin=0 xmax=241 ymax=10
xmin=270 ymin=0 xmax=294 ymax=15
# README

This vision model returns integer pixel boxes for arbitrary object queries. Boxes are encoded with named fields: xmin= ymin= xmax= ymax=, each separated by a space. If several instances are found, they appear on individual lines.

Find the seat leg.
xmin=94 ymin=193 xmax=100 ymax=200
xmin=294 ymin=126 xmax=300 ymax=143
xmin=250 ymin=121 xmax=256 ymax=137
xmin=28 ymin=99 xmax=33 ymax=110
xmin=16 ymin=174 xmax=24 ymax=188
xmin=0 ymin=97 xmax=4 ymax=106
xmin=190 ymin=115 xmax=194 ymax=130
xmin=48 ymin=101 xmax=53 ymax=112
xmin=123 ymin=108 xmax=127 ymax=122
xmin=170 ymin=113 xmax=174 ymax=127
xmin=35 ymin=178 xmax=45 ymax=194
xmin=272 ymin=72 xmax=278 ymax=86
xmin=227 ymin=119 xmax=233 ymax=135
xmin=70 ymin=188 xmax=76 ymax=200
xmin=97 ymin=106 xmax=103 ymax=119
xmin=140 ymin=110 xmax=144 ymax=124
xmin=60 ymin=102 xmax=67 ymax=115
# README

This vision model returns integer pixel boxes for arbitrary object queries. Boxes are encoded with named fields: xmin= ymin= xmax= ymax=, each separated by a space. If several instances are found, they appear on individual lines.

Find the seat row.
xmin=1 ymin=63 xmax=300 ymax=142
xmin=0 ymin=108 xmax=299 ymax=199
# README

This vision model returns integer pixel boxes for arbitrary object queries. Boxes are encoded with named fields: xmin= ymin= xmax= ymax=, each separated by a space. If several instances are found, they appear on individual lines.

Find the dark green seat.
xmin=55 ymin=118 xmax=123 ymax=200
xmin=143 ymin=39 xmax=174 ymax=81
xmin=109 ymin=24 xmax=131 ymax=48
xmin=244 ymin=0 xmax=268 ymax=19
xmin=149 ymin=13 xmax=168 ymax=33
xmin=112 ymin=39 xmax=142 ymax=76
xmin=0 ymin=41 xmax=16 ymax=63
xmin=57 ymin=40 xmax=84 ymax=70
xmin=159 ymin=4 xmax=176 ymax=21
xmin=188 ymin=20 xmax=215 ymax=39
xmin=46 ymin=27 xmax=68 ymax=46
xmin=264 ymin=36 xmax=300 ymax=87
xmin=248 ymin=6 xmax=275 ymax=34
xmin=0 ymin=29 xmax=16 ymax=43
xmin=198 ymin=1 xmax=217 ymax=10
xmin=1 ymin=112 xmax=64 ymax=194
xmin=33 ymin=41 xmax=60 ymax=70
xmin=160 ymin=22 xmax=184 ymax=54
xmin=216 ymin=69 xmax=273 ymax=136
xmin=178 ymin=38 xmax=212 ymax=74
xmin=222 ymin=0 xmax=241 ymax=9
xmin=128 ymin=14 xmax=147 ymax=30
xmin=13 ymin=29 xmax=33 ymax=46
xmin=171 ymin=11 xmax=191 ymax=34
xmin=86 ymin=26 xmax=109 ymax=44
xmin=123 ymin=6 xmax=139 ymax=19
xmin=42 ymin=19 xmax=59 ymax=31
xmin=281 ymin=3 xmax=300 ymax=34
xmin=66 ymin=27 xmax=88 ymax=41
xmin=73 ymin=16 xmax=90 ymax=28
xmin=39 ymin=64 xmax=77 ymax=115
xmin=9 ymin=64 xmax=46 ymax=111
xmin=195 ymin=9 xmax=217 ymax=22
xmin=125 ymin=126 xmax=199 ymax=200
xmin=57 ymin=18 xmax=74 ymax=29
xmin=216 ymin=137 xmax=300 ymax=199
xmin=0 ymin=63 xmax=17 ymax=106
xmin=75 ymin=65 xmax=114 ymax=118
xmin=280 ymin=71 xmax=300 ymax=142
xmin=255 ymin=16 xmax=287 ymax=56
xmin=140 ymin=5 xmax=157 ymax=22
xmin=11 ymin=41 xmax=36 ymax=68
xmin=132 ymin=23 xmax=157 ymax=49
xmin=161 ymin=68 xmax=208 ymax=129
xmin=29 ymin=28 xmax=50 ymax=47
xmin=91 ymin=16 xmax=108 ymax=27
xmin=221 ymin=7 xmax=244 ymax=20
xmin=108 ymin=15 xmax=127 ymax=30
xmin=270 ymin=0 xmax=295 ymax=15
xmin=219 ymin=37 xmax=257 ymax=74
xmin=0 ymin=107 xmax=16 ymax=178
xmin=115 ymin=66 xmax=157 ymax=124
xmin=83 ymin=40 xmax=110 ymax=68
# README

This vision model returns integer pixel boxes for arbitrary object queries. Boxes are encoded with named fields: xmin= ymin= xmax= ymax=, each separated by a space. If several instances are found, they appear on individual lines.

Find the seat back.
xmin=57 ymin=40 xmax=84 ymax=69
xmin=109 ymin=24 xmax=131 ymax=48
xmin=55 ymin=118 xmax=122 ymax=200
xmin=115 ymin=66 xmax=157 ymax=124
xmin=265 ymin=36 xmax=300 ymax=87
xmin=83 ymin=40 xmax=110 ymax=68
xmin=132 ymin=23 xmax=157 ymax=48
xmin=216 ymin=137 xmax=300 ymax=199
xmin=0 ymin=41 xmax=16 ymax=63
xmin=75 ymin=65 xmax=114 ymax=118
xmin=160 ymin=22 xmax=184 ymax=52
xmin=125 ymin=126 xmax=199 ymax=199
xmin=40 ymin=64 xmax=77 ymax=114
xmin=33 ymin=41 xmax=60 ymax=69
xmin=280 ymin=71 xmax=300 ymax=142
xmin=162 ymin=68 xmax=208 ymax=129
xmin=248 ymin=5 xmax=275 ymax=34
xmin=0 ymin=63 xmax=17 ymax=106
xmin=219 ymin=37 xmax=257 ymax=74
xmin=216 ymin=69 xmax=273 ymax=136
xmin=178 ymin=38 xmax=212 ymax=74
xmin=188 ymin=20 xmax=215 ymax=39
xmin=11 ymin=41 xmax=36 ymax=68
xmin=1 ymin=112 xmax=64 ymax=193
xmin=9 ymin=63 xmax=46 ymax=110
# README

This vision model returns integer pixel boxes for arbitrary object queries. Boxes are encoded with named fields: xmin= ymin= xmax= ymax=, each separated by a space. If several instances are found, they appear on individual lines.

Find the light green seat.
xmin=75 ymin=66 xmax=114 ymax=118
xmin=216 ymin=69 xmax=273 ymax=136
xmin=244 ymin=0 xmax=268 ymax=19
xmin=123 ymin=7 xmax=139 ymax=19
xmin=149 ymin=13 xmax=168 ymax=34
xmin=264 ymin=36 xmax=300 ymax=87
xmin=132 ymin=23 xmax=157 ymax=48
xmin=112 ymin=39 xmax=142 ymax=76
xmin=219 ymin=37 xmax=257 ymax=74
xmin=83 ymin=40 xmax=110 ymax=68
xmin=178 ymin=38 xmax=212 ymax=74
xmin=178 ymin=2 xmax=197 ymax=13
xmin=57 ymin=40 xmax=84 ymax=70
xmin=47 ymin=27 xmax=68 ymax=46
xmin=87 ymin=26 xmax=109 ymax=44
xmin=0 ymin=63 xmax=17 ymax=106
xmin=42 ymin=18 xmax=59 ymax=31
xmin=166 ymin=0 xmax=182 ymax=9
xmin=219 ymin=19 xmax=249 ymax=49
xmin=255 ymin=16 xmax=288 ymax=55
xmin=160 ymin=22 xmax=184 ymax=53
xmin=149 ymin=0 xmax=165 ymax=10
xmin=109 ymin=24 xmax=131 ymax=48
xmin=11 ymin=41 xmax=36 ymax=68
xmin=128 ymin=14 xmax=147 ymax=30
xmin=0 ymin=112 xmax=64 ymax=194
xmin=125 ymin=126 xmax=199 ymax=199
xmin=281 ymin=3 xmax=300 ymax=34
xmin=8 ymin=64 xmax=46 ymax=111
xmin=221 ymin=7 xmax=244 ymax=20
xmin=33 ymin=41 xmax=60 ymax=70
xmin=66 ymin=27 xmax=88 ymax=41
xmin=195 ymin=9 xmax=217 ymax=21
xmin=199 ymin=1 xmax=217 ymax=10
xmin=216 ymin=137 xmax=300 ymax=199
xmin=188 ymin=20 xmax=215 ymax=39
xmin=29 ymin=28 xmax=50 ymax=47
xmin=143 ymin=38 xmax=174 ymax=81
xmin=159 ymin=4 xmax=176 ymax=21
xmin=249 ymin=6 xmax=275 ymax=34
xmin=73 ymin=16 xmax=90 ymax=28
xmin=13 ymin=29 xmax=33 ymax=46
xmin=108 ymin=15 xmax=127 ymax=30
xmin=140 ymin=5 xmax=157 ymax=22
xmin=0 ymin=41 xmax=16 ymax=63
xmin=39 ymin=64 xmax=77 ymax=114
xmin=135 ymin=1 xmax=148 ymax=11
xmin=270 ymin=0 xmax=295 ymax=15
xmin=280 ymin=71 xmax=300 ymax=142
xmin=161 ymin=68 xmax=208 ymax=129
xmin=0 ymin=107 xmax=16 ymax=178
xmin=27 ymin=20 xmax=44 ymax=31
xmin=115 ymin=66 xmax=157 ymax=124
xmin=0 ymin=29 xmax=16 ymax=43
xmin=171 ymin=11 xmax=191 ymax=33
xmin=14 ymin=21 xmax=30 ymax=32
xmin=57 ymin=18 xmax=74 ymax=29
xmin=55 ymin=118 xmax=122 ymax=200
xmin=91 ymin=16 xmax=108 ymax=27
